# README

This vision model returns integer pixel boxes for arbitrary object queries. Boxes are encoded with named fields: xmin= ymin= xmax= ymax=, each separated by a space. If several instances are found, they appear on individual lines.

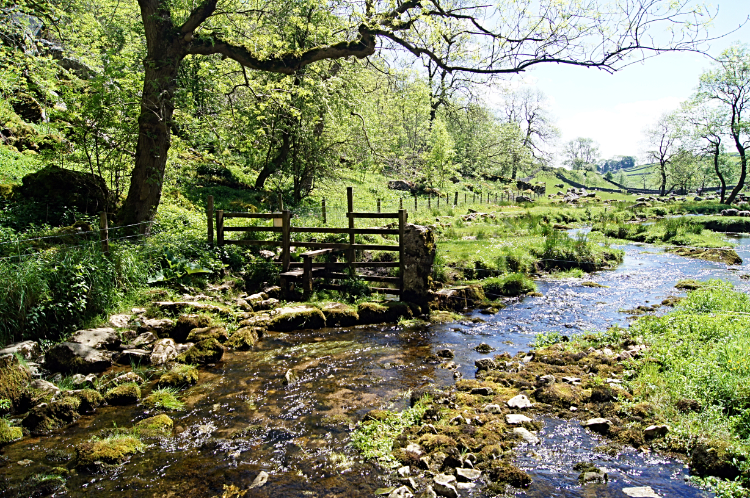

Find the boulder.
xmin=69 ymin=327 xmax=121 ymax=350
xmin=226 ymin=327 xmax=261 ymax=350
xmin=135 ymin=414 xmax=173 ymax=436
xmin=267 ymin=306 xmax=326 ymax=331
xmin=18 ymin=165 xmax=113 ymax=217
xmin=45 ymin=342 xmax=111 ymax=373
xmin=103 ymin=383 xmax=141 ymax=405
xmin=515 ymin=195 xmax=533 ymax=203
xmin=22 ymin=396 xmax=81 ymax=434
xmin=29 ymin=379 xmax=60 ymax=397
xmin=114 ymin=349 xmax=151 ymax=365
xmin=357 ymin=301 xmax=413 ymax=325
xmin=176 ymin=338 xmax=224 ymax=364
xmin=171 ymin=314 xmax=211 ymax=342
xmin=158 ymin=365 xmax=199 ymax=387
xmin=131 ymin=332 xmax=158 ymax=347
xmin=0 ymin=340 xmax=41 ymax=360
xmin=506 ymin=414 xmax=532 ymax=425
xmin=507 ymin=394 xmax=533 ymax=409
xmin=582 ymin=418 xmax=611 ymax=434
xmin=388 ymin=180 xmax=416 ymax=192
xmin=0 ymin=353 xmax=32 ymax=409
xmin=150 ymin=338 xmax=178 ymax=365
xmin=320 ymin=302 xmax=359 ymax=327
xmin=513 ymin=427 xmax=540 ymax=445
xmin=186 ymin=326 xmax=228 ymax=343
xmin=433 ymin=474 xmax=458 ymax=498
xmin=402 ymin=224 xmax=437 ymax=306
xmin=456 ymin=468 xmax=482 ymax=482
xmin=138 ymin=318 xmax=175 ymax=336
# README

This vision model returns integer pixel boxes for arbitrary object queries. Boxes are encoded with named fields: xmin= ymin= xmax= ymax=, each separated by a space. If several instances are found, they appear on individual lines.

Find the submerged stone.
xmin=622 ymin=487 xmax=660 ymax=498
xmin=76 ymin=435 xmax=144 ymax=468
xmin=158 ymin=365 xmax=199 ymax=387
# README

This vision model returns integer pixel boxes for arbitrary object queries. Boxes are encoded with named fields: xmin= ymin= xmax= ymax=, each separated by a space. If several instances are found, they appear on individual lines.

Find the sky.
xmin=497 ymin=0 xmax=750 ymax=166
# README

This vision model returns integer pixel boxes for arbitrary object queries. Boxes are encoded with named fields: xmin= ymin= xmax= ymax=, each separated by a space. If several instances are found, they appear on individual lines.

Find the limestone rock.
xmin=357 ymin=301 xmax=413 ymax=325
xmin=29 ymin=379 xmax=60 ymax=397
xmin=320 ymin=302 xmax=359 ymax=327
xmin=18 ymin=165 xmax=112 ymax=217
xmin=131 ymin=332 xmax=158 ymax=347
xmin=644 ymin=424 xmax=669 ymax=439
xmin=150 ymin=338 xmax=178 ymax=365
xmin=470 ymin=387 xmax=493 ymax=396
xmin=433 ymin=474 xmax=458 ymax=498
xmin=582 ymin=418 xmax=611 ymax=434
xmin=103 ymin=383 xmax=141 ymax=405
xmin=475 ymin=358 xmax=496 ymax=371
xmin=505 ymin=414 xmax=532 ymax=425
xmin=69 ymin=327 xmax=121 ymax=350
xmin=388 ymin=485 xmax=413 ymax=498
xmin=114 ymin=349 xmax=151 ymax=365
xmin=0 ymin=340 xmax=41 ymax=360
xmin=110 ymin=372 xmax=143 ymax=386
xmin=0 ymin=354 xmax=32 ymax=408
xmin=249 ymin=470 xmax=269 ymax=489
xmin=226 ymin=327 xmax=260 ymax=350
xmin=622 ymin=487 xmax=660 ymax=498
xmin=483 ymin=404 xmax=503 ymax=414
xmin=267 ymin=306 xmax=326 ymax=331
xmin=22 ymin=396 xmax=81 ymax=434
xmin=108 ymin=314 xmax=131 ymax=328
xmin=45 ymin=342 xmax=111 ymax=373
xmin=507 ymin=394 xmax=533 ymax=409
xmin=513 ymin=427 xmax=540 ymax=445
xmin=456 ymin=468 xmax=481 ymax=482
xmin=176 ymin=338 xmax=224 ymax=365
xmin=186 ymin=326 xmax=228 ymax=343
xmin=171 ymin=314 xmax=211 ymax=342
xmin=138 ymin=318 xmax=175 ymax=336
xmin=402 ymin=224 xmax=436 ymax=306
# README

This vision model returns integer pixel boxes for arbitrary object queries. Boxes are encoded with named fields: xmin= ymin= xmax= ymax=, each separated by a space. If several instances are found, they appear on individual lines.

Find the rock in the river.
xmin=186 ymin=326 xmax=228 ymax=342
xmin=226 ymin=327 xmax=260 ymax=350
xmin=475 ymin=343 xmax=494 ymax=353
xmin=320 ymin=302 xmax=359 ymax=327
xmin=474 ymin=358 xmax=496 ymax=371
xmin=22 ymin=396 xmax=81 ymax=434
xmin=433 ymin=474 xmax=458 ymax=498
xmin=357 ymin=301 xmax=413 ymax=325
xmin=103 ymin=383 xmax=141 ymax=405
xmin=268 ymin=305 xmax=327 ymax=331
xmin=513 ymin=427 xmax=540 ymax=444
xmin=76 ymin=434 xmax=143 ymax=468
xmin=0 ymin=340 xmax=40 ymax=360
xmin=249 ymin=470 xmax=269 ymax=489
xmin=45 ymin=342 xmax=111 ymax=373
xmin=582 ymin=418 xmax=611 ymax=434
xmin=158 ymin=364 xmax=199 ymax=387
xmin=622 ymin=487 xmax=660 ymax=498
xmin=417 ymin=486 xmax=437 ymax=498
xmin=69 ymin=327 xmax=121 ymax=350
xmin=507 ymin=394 xmax=533 ymax=409
xmin=0 ymin=418 xmax=22 ymax=443
xmin=505 ymin=414 xmax=532 ymax=425
xmin=135 ymin=414 xmax=173 ymax=436
xmin=171 ymin=314 xmax=211 ymax=342
xmin=150 ymin=338 xmax=178 ymax=365
xmin=283 ymin=369 xmax=298 ymax=386
xmin=176 ymin=338 xmax=224 ymax=365
xmin=436 ymin=348 xmax=454 ymax=359
xmin=131 ymin=332 xmax=158 ymax=347
xmin=110 ymin=372 xmax=143 ymax=386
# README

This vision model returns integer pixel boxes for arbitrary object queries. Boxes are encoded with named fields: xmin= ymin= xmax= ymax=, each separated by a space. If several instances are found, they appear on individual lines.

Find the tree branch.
xmin=180 ymin=0 xmax=218 ymax=34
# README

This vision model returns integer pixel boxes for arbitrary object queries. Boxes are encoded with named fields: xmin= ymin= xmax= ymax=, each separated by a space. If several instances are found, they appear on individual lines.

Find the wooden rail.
xmin=208 ymin=187 xmax=407 ymax=299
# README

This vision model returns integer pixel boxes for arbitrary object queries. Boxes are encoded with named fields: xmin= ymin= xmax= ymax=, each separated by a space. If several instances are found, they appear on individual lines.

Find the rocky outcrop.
xmin=267 ymin=306 xmax=326 ymax=332
xmin=69 ymin=327 xmax=121 ymax=350
xmin=44 ymin=342 xmax=111 ymax=373
xmin=18 ymin=165 xmax=113 ymax=216
xmin=176 ymin=338 xmax=224 ymax=364
xmin=226 ymin=327 xmax=261 ymax=350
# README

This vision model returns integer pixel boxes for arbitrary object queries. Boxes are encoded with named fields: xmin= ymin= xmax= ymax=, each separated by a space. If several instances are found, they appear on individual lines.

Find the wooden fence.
xmin=208 ymin=188 xmax=406 ymax=298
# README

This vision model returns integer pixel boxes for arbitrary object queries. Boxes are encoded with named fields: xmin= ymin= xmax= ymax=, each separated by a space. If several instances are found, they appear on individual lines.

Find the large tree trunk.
xmin=659 ymin=162 xmax=667 ymax=196
xmin=713 ymin=145 xmax=727 ymax=203
xmin=725 ymin=141 xmax=747 ymax=205
xmin=120 ymin=0 xmax=186 ymax=230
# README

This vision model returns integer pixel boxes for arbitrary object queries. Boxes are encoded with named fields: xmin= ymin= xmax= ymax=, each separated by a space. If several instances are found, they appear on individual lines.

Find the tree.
xmin=563 ymin=138 xmax=600 ymax=170
xmin=697 ymin=43 xmax=750 ymax=205
xmin=498 ymin=87 xmax=559 ymax=174
xmin=115 ymin=0 xmax=716 ymax=228
xmin=681 ymin=100 xmax=729 ymax=201
xmin=644 ymin=112 xmax=681 ymax=195
xmin=423 ymin=117 xmax=456 ymax=187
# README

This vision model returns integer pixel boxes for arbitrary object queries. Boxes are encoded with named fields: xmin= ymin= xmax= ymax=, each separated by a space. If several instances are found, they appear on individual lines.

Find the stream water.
xmin=4 ymin=235 xmax=750 ymax=497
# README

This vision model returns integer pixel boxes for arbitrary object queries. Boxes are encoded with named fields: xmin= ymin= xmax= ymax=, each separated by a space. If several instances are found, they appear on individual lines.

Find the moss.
xmin=482 ymin=273 xmax=537 ymax=297
xmin=320 ymin=302 xmax=359 ymax=327
xmin=225 ymin=326 xmax=260 ymax=350
xmin=0 ymin=353 xmax=31 ymax=411
xmin=267 ymin=306 xmax=326 ymax=332
xmin=690 ymin=441 xmax=745 ymax=480
xmin=484 ymin=460 xmax=532 ymax=488
xmin=533 ymin=383 xmax=582 ymax=408
xmin=0 ymin=417 xmax=22 ymax=444
xmin=357 ymin=301 xmax=413 ymax=325
xmin=417 ymin=433 xmax=458 ymax=452
xmin=186 ymin=326 xmax=228 ymax=343
xmin=668 ymin=247 xmax=742 ymax=265
xmin=171 ymin=314 xmax=212 ymax=342
xmin=176 ymin=338 xmax=225 ymax=364
xmin=142 ymin=388 xmax=184 ymax=411
xmin=429 ymin=310 xmax=463 ymax=323
xmin=22 ymin=395 xmax=81 ymax=434
xmin=134 ymin=414 xmax=173 ymax=436
xmin=158 ymin=364 xmax=199 ymax=387
xmin=675 ymin=279 xmax=704 ymax=291
xmin=103 ymin=383 xmax=141 ymax=405
xmin=76 ymin=434 xmax=145 ymax=468
xmin=72 ymin=389 xmax=103 ymax=412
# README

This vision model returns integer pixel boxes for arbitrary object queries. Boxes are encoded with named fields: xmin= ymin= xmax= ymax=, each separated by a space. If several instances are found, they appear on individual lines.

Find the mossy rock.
xmin=0 ymin=353 xmax=31 ymax=411
xmin=417 ymin=433 xmax=458 ymax=453
xmin=177 ymin=338 xmax=224 ymax=364
xmin=18 ymin=165 xmax=113 ymax=218
xmin=357 ymin=301 xmax=413 ymax=325
xmin=690 ymin=441 xmax=744 ymax=480
xmin=225 ymin=326 xmax=260 ymax=350
xmin=76 ymin=435 xmax=144 ymax=468
xmin=482 ymin=274 xmax=537 ymax=297
xmin=158 ymin=365 xmax=199 ymax=387
xmin=484 ymin=460 xmax=532 ymax=488
xmin=267 ymin=306 xmax=326 ymax=332
xmin=186 ymin=326 xmax=228 ymax=343
xmin=72 ymin=389 xmax=103 ymax=412
xmin=22 ymin=395 xmax=81 ymax=434
xmin=171 ymin=314 xmax=212 ymax=342
xmin=320 ymin=302 xmax=359 ymax=327
xmin=104 ymin=383 xmax=141 ymax=405
xmin=134 ymin=414 xmax=173 ymax=436
xmin=0 ymin=418 xmax=22 ymax=444
xmin=674 ymin=279 xmax=704 ymax=290
xmin=533 ymin=383 xmax=582 ymax=408
xmin=668 ymin=248 xmax=742 ymax=265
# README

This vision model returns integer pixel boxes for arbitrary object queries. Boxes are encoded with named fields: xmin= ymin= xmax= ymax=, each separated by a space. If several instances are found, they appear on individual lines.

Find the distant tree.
xmin=498 ymin=87 xmax=559 ymax=172
xmin=681 ymin=100 xmax=730 ymax=201
xmin=644 ymin=112 xmax=682 ymax=195
xmin=604 ymin=171 xmax=614 ymax=181
xmin=563 ymin=138 xmax=600 ymax=170
xmin=697 ymin=43 xmax=750 ymax=205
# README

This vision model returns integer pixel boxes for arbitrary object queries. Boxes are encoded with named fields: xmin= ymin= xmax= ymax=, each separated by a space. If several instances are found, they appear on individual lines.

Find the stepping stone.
xmin=506 ymin=414 xmax=532 ymax=425
xmin=513 ymin=427 xmax=540 ymax=444
xmin=622 ymin=487 xmax=660 ymax=498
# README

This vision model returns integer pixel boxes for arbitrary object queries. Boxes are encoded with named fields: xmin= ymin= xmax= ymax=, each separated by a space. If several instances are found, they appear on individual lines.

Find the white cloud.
xmin=554 ymin=97 xmax=683 ymax=165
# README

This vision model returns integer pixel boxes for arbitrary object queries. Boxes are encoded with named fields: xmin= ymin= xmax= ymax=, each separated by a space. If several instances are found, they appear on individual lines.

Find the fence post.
xmin=207 ymin=195 xmax=214 ymax=245
xmin=347 ymin=186 xmax=355 ymax=274
xmin=487 ymin=192 xmax=490 ymax=203
xmin=99 ymin=211 xmax=109 ymax=256
xmin=454 ymin=191 xmax=458 ymax=206
xmin=437 ymin=194 xmax=440 ymax=208
xmin=428 ymin=195 xmax=431 ymax=209
xmin=399 ymin=209 xmax=406 ymax=296
xmin=217 ymin=210 xmax=224 ymax=247
xmin=414 ymin=194 xmax=418 ymax=211
xmin=322 ymin=198 xmax=327 ymax=224
xmin=278 ymin=193 xmax=284 ymax=211
xmin=473 ymin=193 xmax=476 ymax=203
xmin=464 ymin=193 xmax=467 ymax=203
xmin=495 ymin=193 xmax=497 ymax=204
xmin=281 ymin=209 xmax=291 ymax=272
xmin=377 ymin=198 xmax=381 ymax=213
xmin=400 ymin=197 xmax=403 ymax=210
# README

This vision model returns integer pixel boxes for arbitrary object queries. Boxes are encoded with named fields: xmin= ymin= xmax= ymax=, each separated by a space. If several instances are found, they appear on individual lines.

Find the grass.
xmin=481 ymin=273 xmax=537 ymax=298
xmin=350 ymin=394 xmax=432 ymax=468
xmin=593 ymin=216 xmax=733 ymax=248
xmin=142 ymin=387 xmax=185 ymax=411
